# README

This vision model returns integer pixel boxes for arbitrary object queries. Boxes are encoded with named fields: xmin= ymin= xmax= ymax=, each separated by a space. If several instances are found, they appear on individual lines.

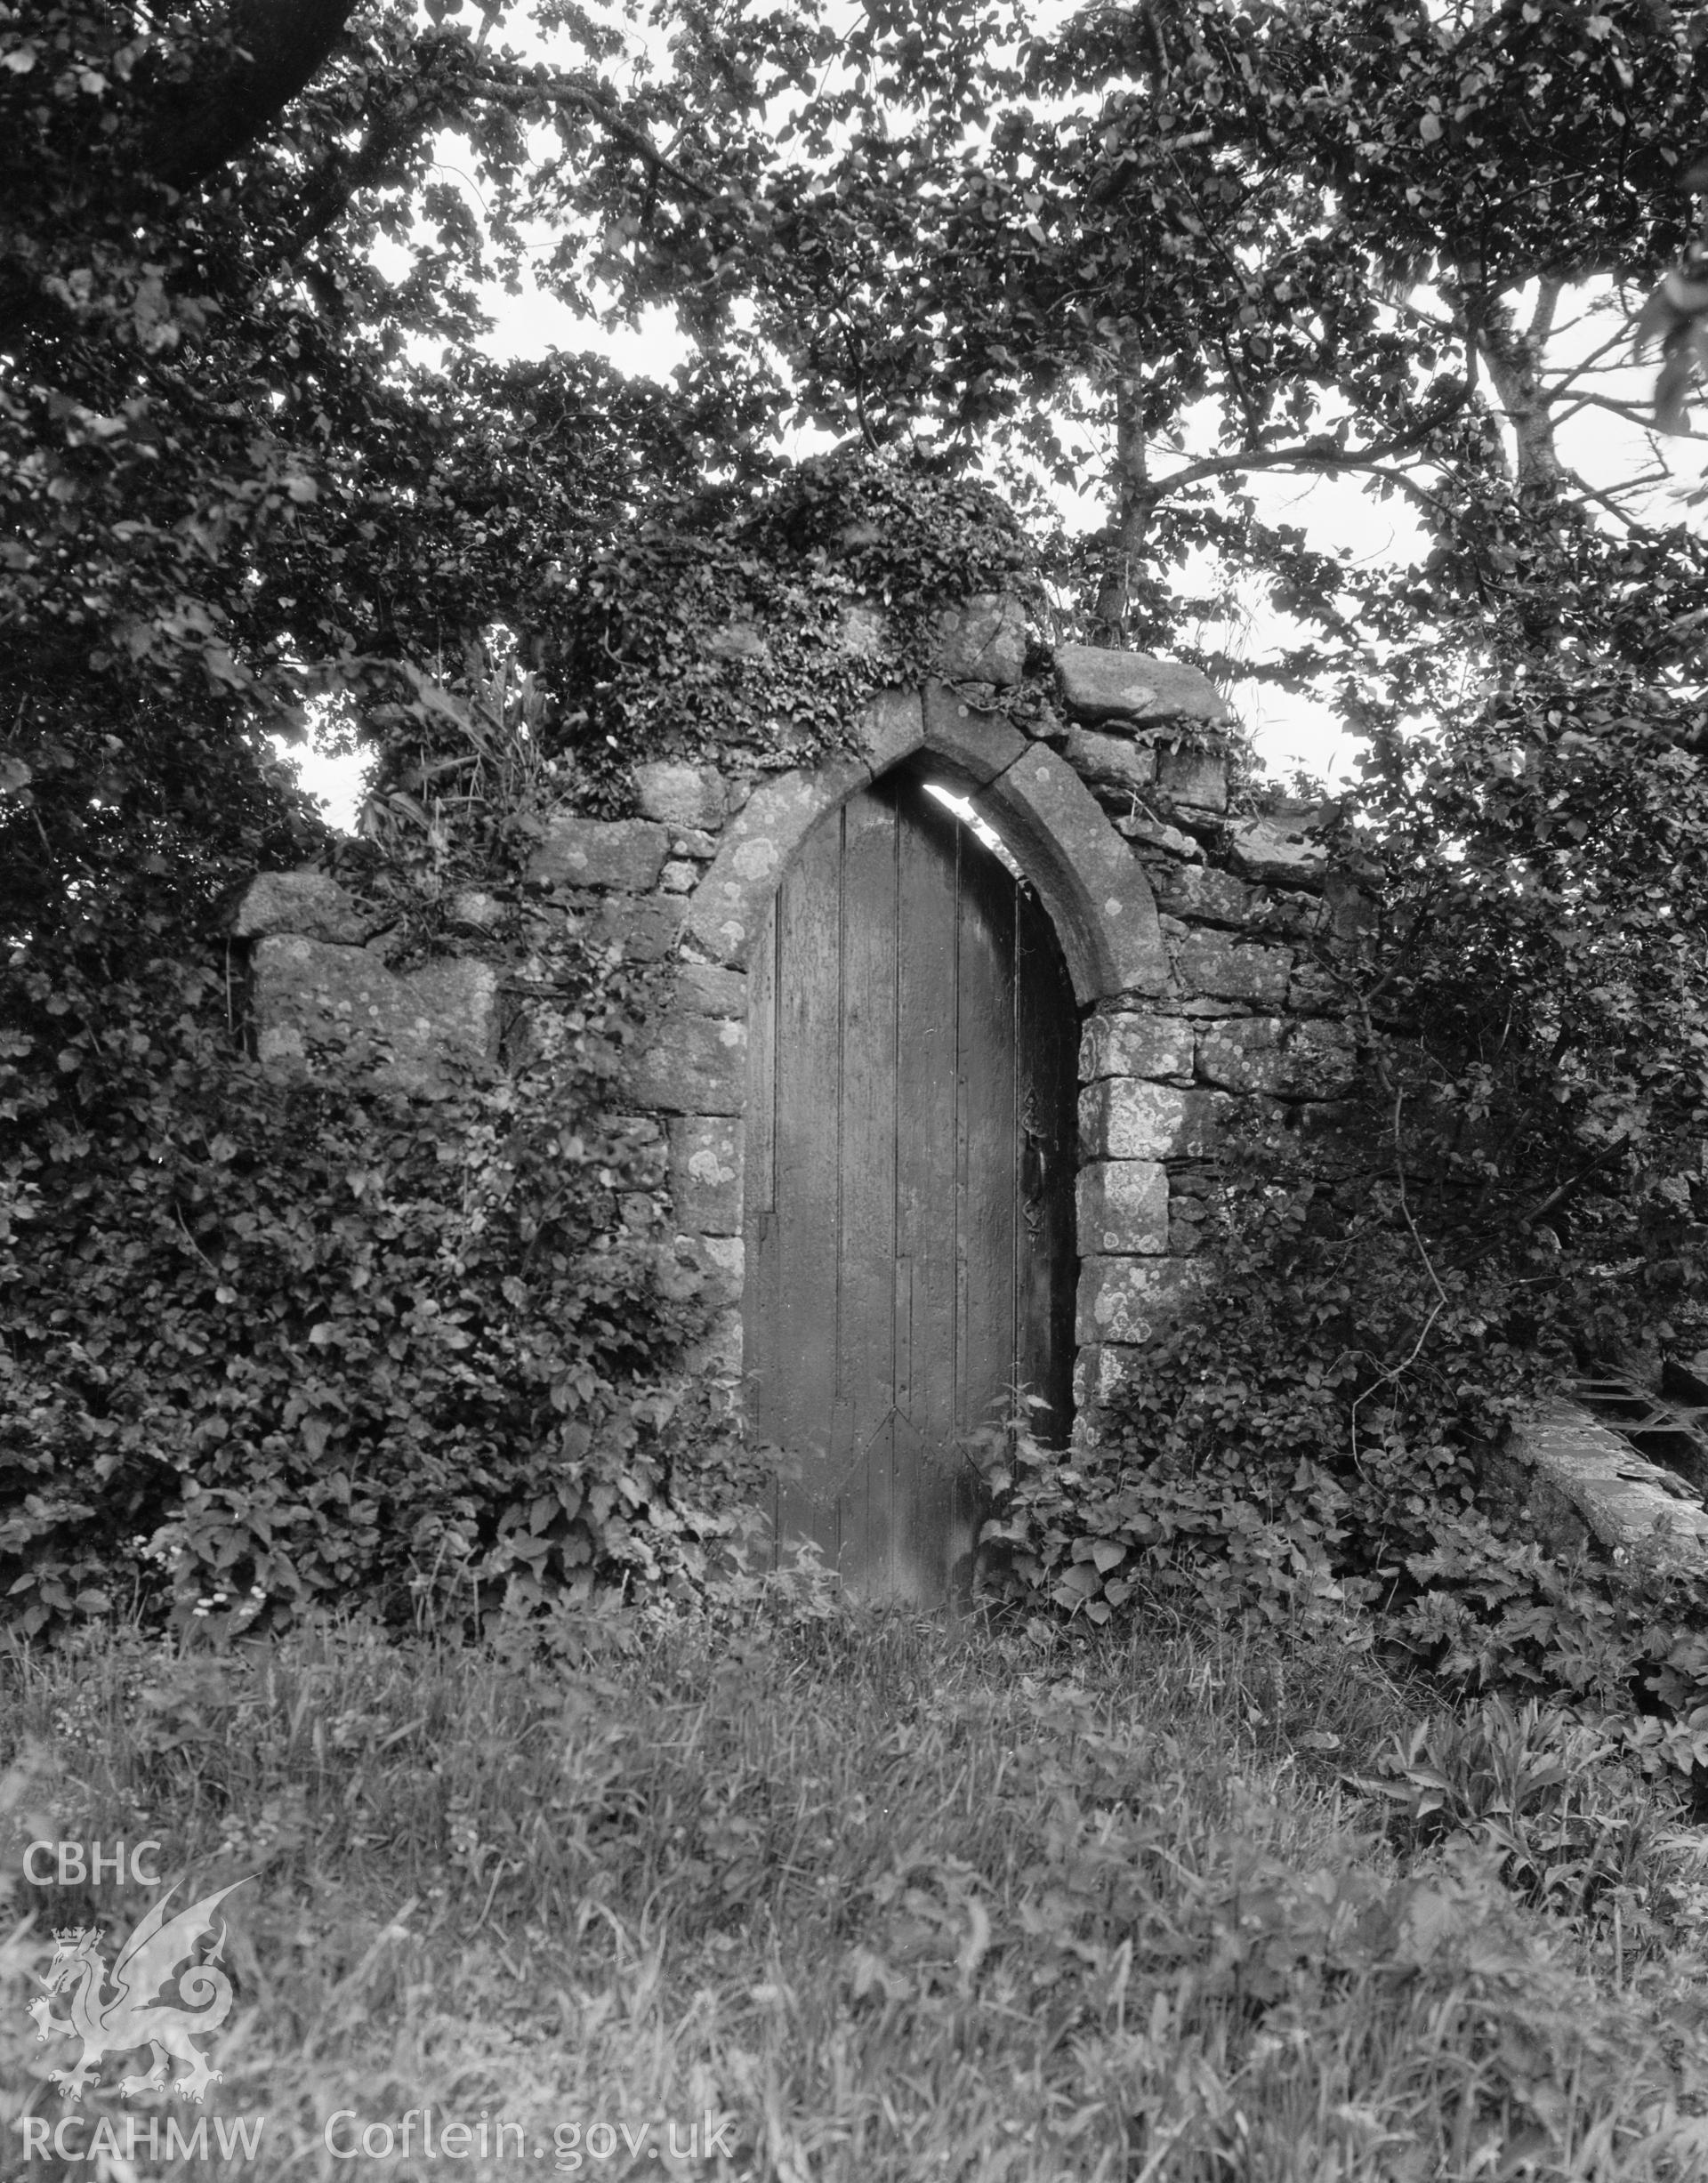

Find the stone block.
xmin=1076 ymin=1160 xmax=1169 ymax=1254
xmin=632 ymin=1011 xmax=747 ymax=1115
xmin=1078 ymin=1080 xmax=1229 ymax=1160
xmin=529 ymin=817 xmax=671 ymax=892
xmin=1076 ymin=1256 xmax=1207 ymax=1345
xmin=584 ymin=892 xmax=684 ymax=963
xmin=685 ymin=759 xmax=870 ymax=965
xmin=673 ymin=1232 xmax=745 ymax=1309
xmin=1054 ymin=646 xmax=1230 ymax=729
xmin=1060 ymin=726 xmax=1157 ymax=799
xmin=685 ymin=1305 xmax=745 ymax=1382
xmin=1196 ymin=1016 xmax=1357 ymax=1099
xmin=659 ymin=860 xmax=697 ymax=893
xmin=251 ymin=938 xmax=497 ymax=1091
xmin=634 ymin=761 xmax=727 ymax=831
xmin=987 ymin=750 xmax=1166 ymax=1001
xmin=1146 ymin=863 xmax=1258 ymax=929
xmin=1117 ymin=813 xmax=1201 ymax=861
xmin=1072 ymin=1343 xmax=1137 ymax=1424
xmin=231 ymin=869 xmax=375 ymax=945
xmin=672 ymin=828 xmax=720 ymax=859
xmin=667 ymin=1116 xmax=744 ymax=1235
xmin=1079 ymin=1012 xmax=1194 ymax=1084
xmin=1485 ymin=1398 xmax=1708 ymax=1578
xmin=922 ymin=684 xmax=1028 ymax=785
xmin=1174 ymin=930 xmax=1293 ymax=1005
xmin=1156 ymin=747 xmax=1229 ymax=811
xmin=676 ymin=962 xmax=747 ymax=1018
xmin=1148 ymin=864 xmax=1325 ymax=941
xmin=933 ymin=592 xmax=1027 ymax=687
xmin=851 ymin=687 xmax=925 ymax=776
xmin=706 ymin=623 xmax=771 ymax=665
xmin=840 ymin=600 xmax=890 ymax=657
xmin=1225 ymin=810 xmax=1329 ymax=890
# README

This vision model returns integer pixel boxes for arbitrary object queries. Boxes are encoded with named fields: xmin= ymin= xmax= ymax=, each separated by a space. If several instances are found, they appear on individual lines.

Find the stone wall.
xmin=230 ymin=600 xmax=1366 ymax=1443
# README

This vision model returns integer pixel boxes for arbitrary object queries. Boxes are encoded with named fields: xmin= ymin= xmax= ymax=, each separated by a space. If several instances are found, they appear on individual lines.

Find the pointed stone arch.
xmin=683 ymin=685 xmax=1166 ymax=1003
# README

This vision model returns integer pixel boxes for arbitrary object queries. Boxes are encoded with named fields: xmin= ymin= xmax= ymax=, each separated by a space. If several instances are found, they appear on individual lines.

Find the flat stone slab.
xmin=251 ymin=937 xmax=497 ymax=1090
xmin=231 ymin=869 xmax=376 ymax=945
xmin=1225 ymin=811 xmax=1329 ymax=890
xmin=1054 ymin=646 xmax=1230 ymax=729
xmin=1485 ymin=1398 xmax=1708 ymax=1576
xmin=1174 ymin=930 xmax=1293 ymax=1006
xmin=634 ymin=762 xmax=726 ymax=831
xmin=529 ymin=817 xmax=671 ymax=892
xmin=1196 ymin=1015 xmax=1356 ymax=1099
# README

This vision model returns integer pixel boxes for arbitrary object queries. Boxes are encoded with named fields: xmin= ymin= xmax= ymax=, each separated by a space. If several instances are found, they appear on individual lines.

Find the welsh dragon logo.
xmin=27 ymin=1876 xmax=250 ymax=2102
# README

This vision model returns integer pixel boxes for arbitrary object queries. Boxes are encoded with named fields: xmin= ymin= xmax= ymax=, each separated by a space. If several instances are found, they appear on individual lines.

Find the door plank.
xmin=837 ymin=788 xmax=901 ymax=1593
xmin=771 ymin=802 xmax=846 ymax=1567
xmin=894 ymin=785 xmax=964 ymax=1601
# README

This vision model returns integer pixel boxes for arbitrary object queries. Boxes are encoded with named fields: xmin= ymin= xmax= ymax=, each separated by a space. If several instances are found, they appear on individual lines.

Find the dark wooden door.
xmin=744 ymin=770 xmax=1077 ymax=1604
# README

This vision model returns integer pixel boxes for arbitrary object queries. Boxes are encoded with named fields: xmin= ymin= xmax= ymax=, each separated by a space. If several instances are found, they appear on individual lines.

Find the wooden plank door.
xmin=744 ymin=770 xmax=1077 ymax=1604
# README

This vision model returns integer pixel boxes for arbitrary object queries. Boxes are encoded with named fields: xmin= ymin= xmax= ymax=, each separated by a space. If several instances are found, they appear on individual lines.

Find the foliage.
xmin=0 ymin=920 xmax=757 ymax=1639
xmin=7 ymin=1607 xmax=1708 ymax=2178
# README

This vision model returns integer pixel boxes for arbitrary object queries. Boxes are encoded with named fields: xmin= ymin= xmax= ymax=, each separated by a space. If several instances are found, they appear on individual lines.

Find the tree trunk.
xmin=1471 ymin=281 xmax=1566 ymax=504
xmin=143 ymin=0 xmax=360 ymax=189
xmin=1092 ymin=354 xmax=1154 ymax=643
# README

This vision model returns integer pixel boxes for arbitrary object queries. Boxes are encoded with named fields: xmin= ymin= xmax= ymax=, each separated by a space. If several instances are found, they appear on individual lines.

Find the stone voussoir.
xmin=685 ymin=758 xmax=870 ymax=966
xmin=988 ymin=748 xmax=1167 ymax=1001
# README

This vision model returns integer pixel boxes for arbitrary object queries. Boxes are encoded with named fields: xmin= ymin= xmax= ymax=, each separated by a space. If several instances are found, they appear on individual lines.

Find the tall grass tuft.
xmin=4 ymin=1595 xmax=1707 ymax=2179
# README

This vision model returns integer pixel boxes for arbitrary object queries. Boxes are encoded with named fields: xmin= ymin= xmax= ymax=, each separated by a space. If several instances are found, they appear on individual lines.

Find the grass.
xmin=4 ymin=1591 xmax=1708 ymax=2182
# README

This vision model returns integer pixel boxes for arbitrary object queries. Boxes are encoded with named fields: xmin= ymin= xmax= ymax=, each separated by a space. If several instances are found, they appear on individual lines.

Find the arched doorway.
xmin=743 ymin=763 xmax=1078 ymax=1603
